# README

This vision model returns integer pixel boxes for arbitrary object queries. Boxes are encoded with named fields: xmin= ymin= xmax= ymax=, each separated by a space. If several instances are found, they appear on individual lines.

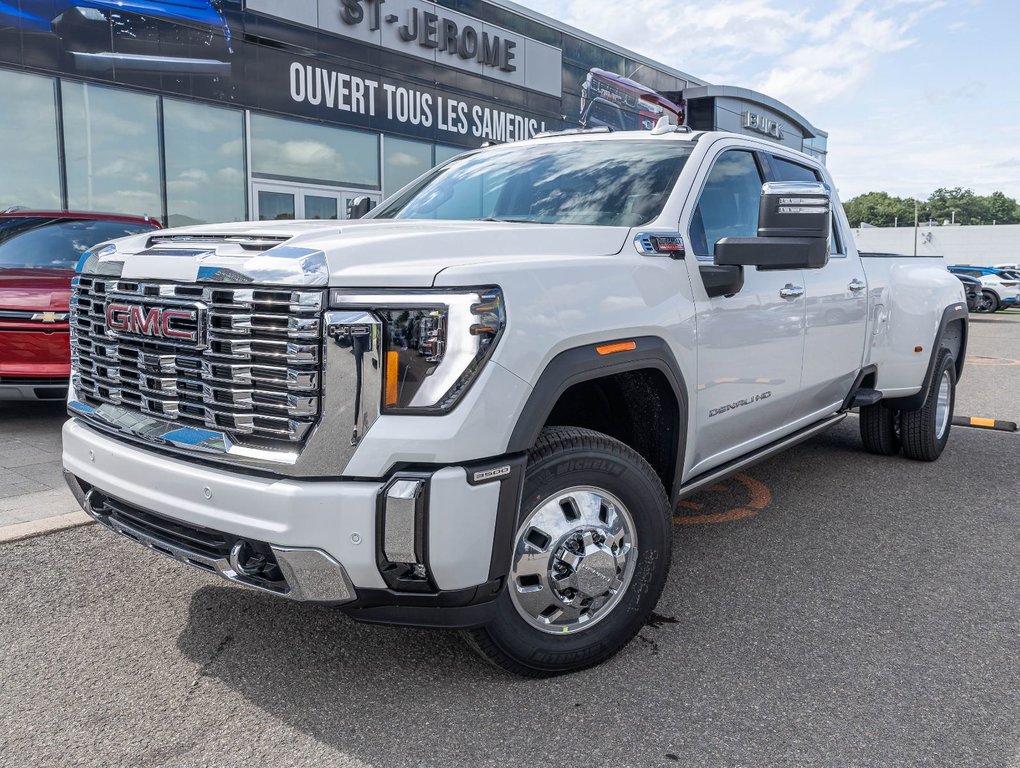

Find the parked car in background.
xmin=947 ymin=265 xmax=1020 ymax=313
xmin=951 ymin=273 xmax=984 ymax=312
xmin=0 ymin=209 xmax=160 ymax=400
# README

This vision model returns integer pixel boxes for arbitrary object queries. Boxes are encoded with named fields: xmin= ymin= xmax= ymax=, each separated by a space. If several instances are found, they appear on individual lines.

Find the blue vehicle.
xmin=947 ymin=265 xmax=1020 ymax=313
xmin=0 ymin=1 xmax=232 ymax=77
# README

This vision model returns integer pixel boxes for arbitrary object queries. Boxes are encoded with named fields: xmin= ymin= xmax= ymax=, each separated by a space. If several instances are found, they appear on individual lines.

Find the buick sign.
xmin=742 ymin=111 xmax=785 ymax=141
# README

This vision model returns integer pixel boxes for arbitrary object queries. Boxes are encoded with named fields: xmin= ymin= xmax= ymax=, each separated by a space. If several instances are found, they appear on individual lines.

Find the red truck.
xmin=0 ymin=209 xmax=160 ymax=400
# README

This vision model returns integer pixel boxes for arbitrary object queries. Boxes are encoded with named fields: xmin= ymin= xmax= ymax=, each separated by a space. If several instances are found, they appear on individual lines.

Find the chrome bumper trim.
xmin=66 ymin=471 xmax=355 ymax=603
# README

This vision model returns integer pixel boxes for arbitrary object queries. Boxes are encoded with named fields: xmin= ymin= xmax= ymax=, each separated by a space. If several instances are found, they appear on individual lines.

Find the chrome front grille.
xmin=70 ymin=277 xmax=324 ymax=443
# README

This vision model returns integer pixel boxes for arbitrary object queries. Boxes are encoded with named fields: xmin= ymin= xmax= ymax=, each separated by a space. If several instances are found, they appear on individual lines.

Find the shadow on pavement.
xmin=174 ymin=421 xmax=1020 ymax=767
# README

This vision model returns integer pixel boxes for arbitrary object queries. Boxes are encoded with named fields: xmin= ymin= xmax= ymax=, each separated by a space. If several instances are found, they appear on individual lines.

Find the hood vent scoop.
xmin=146 ymin=234 xmax=291 ymax=252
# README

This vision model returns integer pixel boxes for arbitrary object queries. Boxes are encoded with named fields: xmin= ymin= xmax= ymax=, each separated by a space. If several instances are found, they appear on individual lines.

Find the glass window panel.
xmin=377 ymin=141 xmax=692 ymax=227
xmin=258 ymin=190 xmax=295 ymax=220
xmin=0 ymin=70 xmax=61 ymax=210
xmin=0 ymin=217 xmax=155 ymax=269
xmin=770 ymin=155 xmax=820 ymax=183
xmin=163 ymin=99 xmax=246 ymax=228
xmin=434 ymin=144 xmax=465 ymax=166
xmin=690 ymin=151 xmax=762 ymax=259
xmin=304 ymin=195 xmax=337 ymax=220
xmin=383 ymin=137 xmax=433 ymax=198
xmin=250 ymin=113 xmax=379 ymax=187
xmin=62 ymin=81 xmax=161 ymax=218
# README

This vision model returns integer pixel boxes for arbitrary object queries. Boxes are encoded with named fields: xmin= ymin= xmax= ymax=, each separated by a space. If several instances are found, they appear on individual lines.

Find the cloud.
xmin=521 ymin=0 xmax=1020 ymax=198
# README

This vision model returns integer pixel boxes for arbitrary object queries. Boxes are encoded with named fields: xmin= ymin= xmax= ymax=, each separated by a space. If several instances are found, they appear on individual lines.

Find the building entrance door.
xmin=252 ymin=181 xmax=380 ymax=221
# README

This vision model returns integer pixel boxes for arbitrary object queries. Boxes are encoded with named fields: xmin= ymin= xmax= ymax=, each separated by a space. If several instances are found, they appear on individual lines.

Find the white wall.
xmin=851 ymin=223 xmax=1020 ymax=266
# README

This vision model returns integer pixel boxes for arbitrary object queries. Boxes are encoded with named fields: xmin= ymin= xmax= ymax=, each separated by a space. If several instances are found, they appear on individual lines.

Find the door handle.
xmin=779 ymin=284 xmax=804 ymax=300
xmin=848 ymin=278 xmax=866 ymax=294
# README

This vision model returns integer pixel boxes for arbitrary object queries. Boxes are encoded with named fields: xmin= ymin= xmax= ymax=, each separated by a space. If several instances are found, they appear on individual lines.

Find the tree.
xmin=983 ymin=191 xmax=1020 ymax=225
xmin=843 ymin=188 xmax=1020 ymax=226
xmin=842 ymin=191 xmax=919 ymax=228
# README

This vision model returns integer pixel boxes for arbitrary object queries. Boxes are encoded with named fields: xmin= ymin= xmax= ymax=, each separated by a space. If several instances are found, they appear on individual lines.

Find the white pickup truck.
xmin=62 ymin=127 xmax=967 ymax=676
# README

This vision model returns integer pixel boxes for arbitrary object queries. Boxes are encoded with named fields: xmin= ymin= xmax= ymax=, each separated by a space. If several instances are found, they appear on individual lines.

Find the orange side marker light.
xmin=596 ymin=340 xmax=637 ymax=356
xmin=385 ymin=350 xmax=400 ymax=406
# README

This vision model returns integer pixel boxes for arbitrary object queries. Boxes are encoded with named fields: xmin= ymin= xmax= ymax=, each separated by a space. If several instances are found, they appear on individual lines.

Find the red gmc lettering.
xmin=106 ymin=303 xmax=132 ymax=332
xmin=130 ymin=305 xmax=160 ymax=335
xmin=159 ymin=309 xmax=196 ymax=341
xmin=105 ymin=303 xmax=197 ymax=342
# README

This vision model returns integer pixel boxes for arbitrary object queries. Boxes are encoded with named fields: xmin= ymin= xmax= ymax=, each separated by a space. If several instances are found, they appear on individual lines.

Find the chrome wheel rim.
xmin=509 ymin=486 xmax=638 ymax=635
xmin=935 ymin=369 xmax=952 ymax=439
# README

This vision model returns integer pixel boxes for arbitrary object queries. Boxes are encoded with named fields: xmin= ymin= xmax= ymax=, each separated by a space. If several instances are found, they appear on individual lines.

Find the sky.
xmin=520 ymin=0 xmax=1020 ymax=202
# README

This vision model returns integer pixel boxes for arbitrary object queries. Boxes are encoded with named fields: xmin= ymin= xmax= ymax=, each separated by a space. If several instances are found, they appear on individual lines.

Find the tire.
xmin=900 ymin=348 xmax=956 ymax=461
xmin=859 ymin=402 xmax=901 ymax=455
xmin=977 ymin=290 xmax=999 ymax=313
xmin=463 ymin=426 xmax=672 ymax=677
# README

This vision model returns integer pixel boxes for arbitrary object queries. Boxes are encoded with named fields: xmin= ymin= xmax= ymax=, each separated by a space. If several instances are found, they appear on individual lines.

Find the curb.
xmin=952 ymin=416 xmax=1019 ymax=433
xmin=0 ymin=512 xmax=94 ymax=544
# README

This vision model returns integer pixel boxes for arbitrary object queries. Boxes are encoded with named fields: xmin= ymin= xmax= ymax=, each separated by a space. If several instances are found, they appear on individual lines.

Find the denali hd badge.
xmin=106 ymin=303 xmax=203 ymax=345
xmin=709 ymin=391 xmax=772 ymax=418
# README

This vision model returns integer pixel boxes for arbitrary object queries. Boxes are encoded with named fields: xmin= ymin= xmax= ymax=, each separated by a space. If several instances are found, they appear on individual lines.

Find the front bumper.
xmin=65 ymin=471 xmax=355 ymax=603
xmin=63 ymin=418 xmax=524 ymax=626
xmin=0 ymin=379 xmax=68 ymax=400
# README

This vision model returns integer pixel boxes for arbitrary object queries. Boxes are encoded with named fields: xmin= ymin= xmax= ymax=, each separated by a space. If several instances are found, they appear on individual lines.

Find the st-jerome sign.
xmin=247 ymin=0 xmax=563 ymax=97
xmin=341 ymin=0 xmax=518 ymax=72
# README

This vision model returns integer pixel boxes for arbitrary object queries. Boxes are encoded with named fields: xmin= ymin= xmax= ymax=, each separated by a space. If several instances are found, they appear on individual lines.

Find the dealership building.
xmin=0 ymin=0 xmax=828 ymax=227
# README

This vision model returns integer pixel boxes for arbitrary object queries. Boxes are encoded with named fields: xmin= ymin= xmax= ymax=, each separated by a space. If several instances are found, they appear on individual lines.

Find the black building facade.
xmin=0 ymin=0 xmax=827 ymax=226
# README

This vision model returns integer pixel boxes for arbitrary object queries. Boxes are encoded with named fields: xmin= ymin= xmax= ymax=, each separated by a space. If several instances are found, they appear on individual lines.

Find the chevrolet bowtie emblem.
xmin=31 ymin=312 xmax=68 ymax=323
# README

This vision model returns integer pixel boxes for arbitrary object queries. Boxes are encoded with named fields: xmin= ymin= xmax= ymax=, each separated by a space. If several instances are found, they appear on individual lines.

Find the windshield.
xmin=0 ymin=218 xmax=154 ymax=269
xmin=373 ymin=140 xmax=693 ymax=227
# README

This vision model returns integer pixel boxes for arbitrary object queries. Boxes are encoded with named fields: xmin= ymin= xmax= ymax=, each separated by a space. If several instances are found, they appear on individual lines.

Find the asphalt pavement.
xmin=1 ymin=313 xmax=1018 ymax=768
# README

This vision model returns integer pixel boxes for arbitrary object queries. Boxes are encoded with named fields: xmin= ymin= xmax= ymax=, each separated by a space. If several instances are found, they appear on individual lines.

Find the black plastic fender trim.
xmin=340 ymin=581 xmax=502 ymax=629
xmin=884 ymin=302 xmax=968 ymax=411
xmin=505 ymin=335 xmax=689 ymax=503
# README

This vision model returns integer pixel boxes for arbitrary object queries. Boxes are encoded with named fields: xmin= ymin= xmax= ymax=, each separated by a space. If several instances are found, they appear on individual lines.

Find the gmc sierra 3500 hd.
xmin=62 ymin=124 xmax=967 ymax=676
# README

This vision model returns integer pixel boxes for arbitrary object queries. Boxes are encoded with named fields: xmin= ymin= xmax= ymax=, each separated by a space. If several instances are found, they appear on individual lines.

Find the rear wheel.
xmin=463 ymin=426 xmax=672 ymax=677
xmin=859 ymin=403 xmax=901 ymax=455
xmin=900 ymin=349 xmax=956 ymax=461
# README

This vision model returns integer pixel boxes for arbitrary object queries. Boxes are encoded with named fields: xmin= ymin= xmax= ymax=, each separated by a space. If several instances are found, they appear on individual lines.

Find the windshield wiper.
xmin=477 ymin=217 xmax=539 ymax=224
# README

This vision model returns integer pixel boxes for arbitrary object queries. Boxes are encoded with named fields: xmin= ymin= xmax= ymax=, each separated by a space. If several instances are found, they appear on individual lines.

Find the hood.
xmin=313 ymin=220 xmax=631 ymax=285
xmin=0 ymin=268 xmax=74 ymax=311
xmin=93 ymin=220 xmax=633 ymax=287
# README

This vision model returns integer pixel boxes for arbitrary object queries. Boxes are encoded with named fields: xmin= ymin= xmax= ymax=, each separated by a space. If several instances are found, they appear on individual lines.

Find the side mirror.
xmin=714 ymin=181 xmax=831 ymax=271
xmin=349 ymin=196 xmax=374 ymax=220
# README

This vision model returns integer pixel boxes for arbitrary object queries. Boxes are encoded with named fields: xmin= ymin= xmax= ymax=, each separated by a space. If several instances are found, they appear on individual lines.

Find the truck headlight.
xmin=329 ymin=287 xmax=505 ymax=413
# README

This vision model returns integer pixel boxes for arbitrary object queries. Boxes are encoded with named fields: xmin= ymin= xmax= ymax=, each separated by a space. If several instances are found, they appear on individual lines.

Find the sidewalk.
xmin=0 ymin=402 xmax=91 ymax=542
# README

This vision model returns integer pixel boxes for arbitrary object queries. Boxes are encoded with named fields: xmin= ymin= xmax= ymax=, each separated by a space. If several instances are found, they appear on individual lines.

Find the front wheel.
xmin=977 ymin=290 xmax=999 ymax=313
xmin=463 ymin=427 xmax=672 ymax=677
xmin=900 ymin=349 xmax=956 ymax=461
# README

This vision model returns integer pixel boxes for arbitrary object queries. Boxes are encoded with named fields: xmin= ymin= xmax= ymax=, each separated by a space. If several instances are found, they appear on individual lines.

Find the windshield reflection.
xmin=374 ymin=140 xmax=693 ymax=227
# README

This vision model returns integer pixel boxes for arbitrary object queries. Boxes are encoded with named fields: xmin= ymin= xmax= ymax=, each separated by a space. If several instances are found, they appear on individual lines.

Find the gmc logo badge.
xmin=106 ymin=303 xmax=201 ymax=344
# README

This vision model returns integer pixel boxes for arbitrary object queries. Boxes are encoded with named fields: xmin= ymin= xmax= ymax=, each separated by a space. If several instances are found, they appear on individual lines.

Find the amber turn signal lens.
xmin=596 ymin=340 xmax=637 ymax=356
xmin=385 ymin=350 xmax=400 ymax=406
